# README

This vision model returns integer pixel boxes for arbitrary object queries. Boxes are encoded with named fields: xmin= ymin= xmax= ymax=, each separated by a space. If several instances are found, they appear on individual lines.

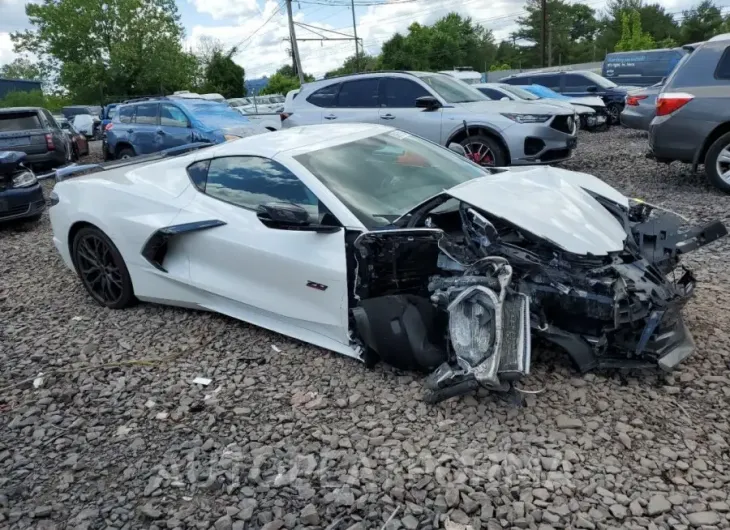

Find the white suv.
xmin=281 ymin=71 xmax=578 ymax=166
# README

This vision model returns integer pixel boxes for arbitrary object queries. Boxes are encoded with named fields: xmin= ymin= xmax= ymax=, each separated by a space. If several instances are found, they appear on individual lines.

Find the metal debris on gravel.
xmin=1 ymin=129 xmax=729 ymax=529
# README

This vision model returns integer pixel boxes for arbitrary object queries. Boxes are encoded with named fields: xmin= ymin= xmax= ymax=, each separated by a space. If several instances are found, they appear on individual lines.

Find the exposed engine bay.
xmin=350 ymin=189 xmax=727 ymax=403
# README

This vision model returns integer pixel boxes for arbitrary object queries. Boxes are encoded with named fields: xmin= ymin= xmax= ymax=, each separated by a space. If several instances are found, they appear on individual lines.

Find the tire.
xmin=72 ymin=226 xmax=136 ymax=309
xmin=117 ymin=147 xmax=135 ymax=160
xmin=460 ymin=134 xmax=507 ymax=167
xmin=71 ymin=145 xmax=79 ymax=162
xmin=704 ymin=131 xmax=730 ymax=193
xmin=607 ymin=103 xmax=621 ymax=125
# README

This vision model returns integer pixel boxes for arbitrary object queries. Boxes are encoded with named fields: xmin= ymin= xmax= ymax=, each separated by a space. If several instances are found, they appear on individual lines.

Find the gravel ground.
xmin=1 ymin=129 xmax=730 ymax=530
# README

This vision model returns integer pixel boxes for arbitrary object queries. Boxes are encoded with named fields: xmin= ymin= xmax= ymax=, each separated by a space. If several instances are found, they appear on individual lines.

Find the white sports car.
xmin=48 ymin=124 xmax=727 ymax=402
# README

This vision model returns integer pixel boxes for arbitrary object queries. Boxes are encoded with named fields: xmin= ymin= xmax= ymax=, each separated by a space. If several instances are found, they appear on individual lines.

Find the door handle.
xmin=380 ymin=114 xmax=396 ymax=120
xmin=324 ymin=114 xmax=337 ymax=120
xmin=126 ymin=129 xmax=134 ymax=133
xmin=156 ymin=129 xmax=166 ymax=135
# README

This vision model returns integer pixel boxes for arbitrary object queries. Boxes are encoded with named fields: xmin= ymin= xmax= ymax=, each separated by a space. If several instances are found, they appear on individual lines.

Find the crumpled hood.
xmin=566 ymin=96 xmax=605 ymax=107
xmin=446 ymin=166 xmax=629 ymax=256
xmin=455 ymin=100 xmax=574 ymax=116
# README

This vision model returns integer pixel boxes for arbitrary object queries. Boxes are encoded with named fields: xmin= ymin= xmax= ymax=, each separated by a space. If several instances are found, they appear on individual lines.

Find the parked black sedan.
xmin=0 ymin=151 xmax=45 ymax=224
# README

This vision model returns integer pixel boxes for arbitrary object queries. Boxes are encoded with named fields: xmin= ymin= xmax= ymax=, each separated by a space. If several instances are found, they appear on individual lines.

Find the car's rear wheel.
xmin=117 ymin=147 xmax=135 ymax=160
xmin=460 ymin=135 xmax=506 ymax=167
xmin=705 ymin=132 xmax=730 ymax=193
xmin=72 ymin=226 xmax=136 ymax=309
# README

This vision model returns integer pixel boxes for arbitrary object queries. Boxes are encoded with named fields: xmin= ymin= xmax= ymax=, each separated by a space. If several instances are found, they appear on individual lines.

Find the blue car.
xmin=101 ymin=103 xmax=119 ymax=130
xmin=0 ymin=151 xmax=45 ymax=224
xmin=501 ymin=70 xmax=639 ymax=124
xmin=104 ymin=97 xmax=266 ymax=160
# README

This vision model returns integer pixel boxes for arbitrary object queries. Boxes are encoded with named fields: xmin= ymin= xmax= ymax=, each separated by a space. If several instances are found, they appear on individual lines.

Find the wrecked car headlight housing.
xmin=500 ymin=113 xmax=552 ymax=124
xmin=12 ymin=171 xmax=38 ymax=188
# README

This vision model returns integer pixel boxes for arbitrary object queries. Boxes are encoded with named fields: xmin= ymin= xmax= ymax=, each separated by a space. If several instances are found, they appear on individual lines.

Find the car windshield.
xmin=502 ymin=85 xmax=540 ymax=100
xmin=176 ymin=100 xmax=250 ymax=129
xmin=415 ymin=74 xmax=488 ymax=103
xmin=582 ymin=71 xmax=617 ymax=88
xmin=294 ymin=130 xmax=489 ymax=228
xmin=108 ymin=107 xmax=117 ymax=118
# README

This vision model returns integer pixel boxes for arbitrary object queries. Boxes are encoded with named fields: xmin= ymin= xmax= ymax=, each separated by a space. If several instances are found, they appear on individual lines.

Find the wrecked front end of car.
xmin=350 ymin=174 xmax=727 ymax=403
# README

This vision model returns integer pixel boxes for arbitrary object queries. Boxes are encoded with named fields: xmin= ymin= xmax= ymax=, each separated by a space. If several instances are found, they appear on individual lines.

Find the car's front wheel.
xmin=460 ymin=135 xmax=506 ymax=167
xmin=117 ymin=147 xmax=135 ymax=160
xmin=705 ymin=132 xmax=730 ymax=193
xmin=72 ymin=226 xmax=136 ymax=309
xmin=607 ymin=103 xmax=621 ymax=125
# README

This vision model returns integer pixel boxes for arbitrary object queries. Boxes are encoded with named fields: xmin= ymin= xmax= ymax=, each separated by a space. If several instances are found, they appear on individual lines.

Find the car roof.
xmin=0 ymin=107 xmax=43 ymax=112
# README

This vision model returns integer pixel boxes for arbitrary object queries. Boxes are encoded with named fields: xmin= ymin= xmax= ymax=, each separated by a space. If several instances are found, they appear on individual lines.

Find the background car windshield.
xmin=583 ymin=71 xmax=617 ymax=88
xmin=502 ymin=85 xmax=540 ymax=100
xmin=294 ymin=131 xmax=488 ymax=228
xmin=416 ymin=74 xmax=488 ymax=103
xmin=176 ymin=100 xmax=249 ymax=128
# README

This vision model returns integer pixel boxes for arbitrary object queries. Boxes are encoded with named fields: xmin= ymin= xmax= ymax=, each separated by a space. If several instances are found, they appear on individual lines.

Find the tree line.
xmin=1 ymin=0 xmax=728 ymax=108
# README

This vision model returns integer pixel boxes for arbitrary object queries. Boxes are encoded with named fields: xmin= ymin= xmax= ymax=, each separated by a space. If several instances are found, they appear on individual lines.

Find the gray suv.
xmin=649 ymin=34 xmax=730 ymax=191
xmin=282 ymin=71 xmax=578 ymax=167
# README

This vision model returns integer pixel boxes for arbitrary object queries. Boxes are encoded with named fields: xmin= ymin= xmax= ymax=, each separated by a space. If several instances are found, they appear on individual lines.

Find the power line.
xmin=234 ymin=1 xmax=287 ymax=52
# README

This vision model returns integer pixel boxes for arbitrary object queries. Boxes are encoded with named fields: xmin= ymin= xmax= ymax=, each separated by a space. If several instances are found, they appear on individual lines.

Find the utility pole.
xmin=286 ymin=0 xmax=305 ymax=84
xmin=541 ymin=0 xmax=547 ymax=68
xmin=350 ymin=0 xmax=360 ymax=72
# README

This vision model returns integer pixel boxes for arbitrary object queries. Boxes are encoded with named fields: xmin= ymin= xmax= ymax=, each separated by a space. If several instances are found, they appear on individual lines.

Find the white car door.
xmin=179 ymin=155 xmax=351 ymax=351
xmin=378 ymin=77 xmax=443 ymax=144
xmin=286 ymin=84 xmax=340 ymax=127
xmin=320 ymin=78 xmax=380 ymax=124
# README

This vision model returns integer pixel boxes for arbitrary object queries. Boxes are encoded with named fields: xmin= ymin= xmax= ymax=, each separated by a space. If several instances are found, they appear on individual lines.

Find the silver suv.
xmin=282 ymin=71 xmax=578 ymax=166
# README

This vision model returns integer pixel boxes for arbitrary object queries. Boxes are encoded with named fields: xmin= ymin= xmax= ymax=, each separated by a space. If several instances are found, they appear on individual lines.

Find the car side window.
xmin=201 ymin=156 xmax=320 ymax=216
xmin=187 ymin=160 xmax=210 ymax=191
xmin=535 ymin=74 xmax=561 ymax=90
xmin=134 ymin=103 xmax=158 ymax=125
xmin=119 ymin=106 xmax=135 ymax=124
xmin=380 ymin=78 xmax=429 ymax=107
xmin=565 ymin=74 xmax=589 ymax=90
xmin=161 ymin=104 xmax=189 ymax=127
xmin=507 ymin=77 xmax=530 ymax=85
xmin=477 ymin=88 xmax=503 ymax=99
xmin=307 ymin=84 xmax=340 ymax=107
xmin=337 ymin=79 xmax=380 ymax=108
xmin=42 ymin=110 xmax=60 ymax=130
xmin=715 ymin=46 xmax=730 ymax=80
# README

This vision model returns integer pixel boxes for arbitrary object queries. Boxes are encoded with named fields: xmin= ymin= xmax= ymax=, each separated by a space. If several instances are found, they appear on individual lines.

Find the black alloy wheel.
xmin=72 ymin=227 xmax=135 ymax=309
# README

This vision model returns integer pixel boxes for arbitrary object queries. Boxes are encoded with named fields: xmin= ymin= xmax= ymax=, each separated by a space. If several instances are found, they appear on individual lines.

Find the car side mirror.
xmin=415 ymin=96 xmax=442 ymax=111
xmin=256 ymin=202 xmax=340 ymax=233
xmin=447 ymin=143 xmax=467 ymax=157
xmin=586 ymin=85 xmax=598 ymax=92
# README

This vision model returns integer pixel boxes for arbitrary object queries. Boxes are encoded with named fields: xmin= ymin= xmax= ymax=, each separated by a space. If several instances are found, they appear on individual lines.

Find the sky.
xmin=0 ymin=0 xmax=697 ymax=80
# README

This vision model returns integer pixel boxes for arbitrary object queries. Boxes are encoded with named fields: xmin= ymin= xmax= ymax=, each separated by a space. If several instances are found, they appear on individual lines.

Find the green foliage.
xmin=681 ymin=0 xmax=726 ymax=43
xmin=0 ymin=89 xmax=72 ymax=112
xmin=11 ymin=0 xmax=198 ymax=103
xmin=258 ymin=65 xmax=314 ymax=96
xmin=513 ymin=0 xmax=600 ymax=65
xmin=489 ymin=63 xmax=511 ymax=71
xmin=324 ymin=54 xmax=380 ymax=78
xmin=203 ymin=48 xmax=246 ymax=98
xmin=615 ymin=9 xmax=655 ymax=51
xmin=379 ymin=13 xmax=497 ymax=72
